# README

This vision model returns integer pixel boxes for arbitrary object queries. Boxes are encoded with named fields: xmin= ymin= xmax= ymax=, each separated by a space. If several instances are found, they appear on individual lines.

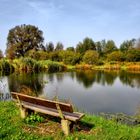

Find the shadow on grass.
xmin=72 ymin=121 xmax=94 ymax=132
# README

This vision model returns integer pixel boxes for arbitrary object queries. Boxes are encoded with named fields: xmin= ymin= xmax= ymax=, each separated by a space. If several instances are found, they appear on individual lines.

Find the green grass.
xmin=1 ymin=101 xmax=140 ymax=140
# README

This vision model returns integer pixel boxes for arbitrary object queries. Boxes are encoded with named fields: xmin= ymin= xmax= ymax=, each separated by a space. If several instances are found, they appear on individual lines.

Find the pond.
xmin=0 ymin=70 xmax=140 ymax=115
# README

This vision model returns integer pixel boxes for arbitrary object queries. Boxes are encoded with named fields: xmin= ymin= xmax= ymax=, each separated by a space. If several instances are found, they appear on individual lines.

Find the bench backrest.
xmin=11 ymin=92 xmax=73 ymax=113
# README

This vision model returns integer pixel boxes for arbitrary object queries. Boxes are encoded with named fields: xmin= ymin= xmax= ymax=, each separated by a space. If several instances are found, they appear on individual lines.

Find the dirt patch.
xmin=23 ymin=118 xmax=96 ymax=136
xmin=23 ymin=119 xmax=62 ymax=136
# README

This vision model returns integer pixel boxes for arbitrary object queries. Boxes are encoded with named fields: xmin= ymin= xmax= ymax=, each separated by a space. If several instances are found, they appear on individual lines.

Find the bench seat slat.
xmin=11 ymin=92 xmax=73 ymax=113
xmin=21 ymin=101 xmax=84 ymax=122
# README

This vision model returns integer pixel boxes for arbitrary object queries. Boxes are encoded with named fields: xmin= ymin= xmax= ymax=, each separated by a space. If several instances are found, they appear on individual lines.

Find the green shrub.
xmin=0 ymin=59 xmax=14 ymax=73
xmin=25 ymin=113 xmax=44 ymax=124
xmin=125 ymin=49 xmax=140 ymax=62
xmin=107 ymin=51 xmax=124 ymax=61
xmin=83 ymin=50 xmax=99 ymax=64
xmin=59 ymin=51 xmax=81 ymax=65
xmin=96 ymin=59 xmax=104 ymax=66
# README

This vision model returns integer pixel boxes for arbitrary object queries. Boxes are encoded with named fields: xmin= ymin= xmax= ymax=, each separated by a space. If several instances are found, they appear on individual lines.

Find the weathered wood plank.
xmin=17 ymin=101 xmax=84 ymax=122
xmin=11 ymin=92 xmax=84 ymax=122
xmin=11 ymin=92 xmax=85 ymax=135
xmin=11 ymin=92 xmax=73 ymax=113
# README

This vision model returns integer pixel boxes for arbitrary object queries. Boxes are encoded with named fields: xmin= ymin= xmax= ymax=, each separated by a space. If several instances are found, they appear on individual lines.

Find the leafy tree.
xmin=49 ymin=51 xmax=60 ymax=61
xmin=125 ymin=49 xmax=140 ymax=62
xmin=76 ymin=42 xmax=84 ymax=53
xmin=59 ymin=50 xmax=81 ymax=65
xmin=120 ymin=39 xmax=136 ymax=52
xmin=55 ymin=42 xmax=64 ymax=51
xmin=103 ymin=40 xmax=117 ymax=54
xmin=6 ymin=24 xmax=44 ymax=58
xmin=76 ymin=37 xmax=96 ymax=54
xmin=6 ymin=45 xmax=15 ymax=59
xmin=83 ymin=50 xmax=99 ymax=64
xmin=134 ymin=38 xmax=140 ymax=50
xmin=46 ymin=42 xmax=54 ymax=52
xmin=95 ymin=41 xmax=102 ymax=54
xmin=0 ymin=50 xmax=3 ymax=59
xmin=107 ymin=51 xmax=124 ymax=61
xmin=83 ymin=37 xmax=96 ymax=51
xmin=95 ymin=41 xmax=104 ymax=56
xmin=66 ymin=47 xmax=75 ymax=52
xmin=25 ymin=49 xmax=40 ymax=60
xmin=95 ymin=40 xmax=107 ymax=57
xmin=26 ymin=50 xmax=49 ymax=60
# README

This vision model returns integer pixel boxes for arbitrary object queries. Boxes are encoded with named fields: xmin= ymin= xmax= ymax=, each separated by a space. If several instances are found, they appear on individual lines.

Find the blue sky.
xmin=0 ymin=0 xmax=140 ymax=53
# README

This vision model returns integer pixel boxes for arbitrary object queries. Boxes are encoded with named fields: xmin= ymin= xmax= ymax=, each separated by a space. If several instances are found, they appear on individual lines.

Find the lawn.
xmin=1 ymin=101 xmax=140 ymax=140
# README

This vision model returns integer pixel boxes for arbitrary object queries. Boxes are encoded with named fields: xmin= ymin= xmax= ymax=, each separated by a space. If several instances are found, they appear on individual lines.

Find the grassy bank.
xmin=1 ymin=101 xmax=140 ymax=140
xmin=0 ymin=58 xmax=66 ymax=74
xmin=94 ymin=62 xmax=140 ymax=71
xmin=0 ymin=58 xmax=140 ymax=74
xmin=74 ymin=62 xmax=140 ymax=71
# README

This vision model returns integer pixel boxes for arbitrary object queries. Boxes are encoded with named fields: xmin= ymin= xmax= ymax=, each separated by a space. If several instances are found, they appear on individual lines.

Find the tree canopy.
xmin=46 ymin=42 xmax=54 ymax=52
xmin=55 ymin=42 xmax=64 ymax=51
xmin=103 ymin=40 xmax=117 ymax=54
xmin=83 ymin=50 xmax=99 ymax=64
xmin=0 ymin=50 xmax=3 ymax=59
xmin=6 ymin=24 xmax=44 ymax=58
xmin=76 ymin=37 xmax=96 ymax=54
xmin=120 ymin=39 xmax=136 ymax=52
xmin=2 ymin=24 xmax=140 ymax=63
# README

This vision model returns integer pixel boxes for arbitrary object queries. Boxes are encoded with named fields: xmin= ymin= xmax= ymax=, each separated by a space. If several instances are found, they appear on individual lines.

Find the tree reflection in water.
xmin=75 ymin=70 xmax=118 ymax=88
xmin=8 ymin=73 xmax=44 ymax=96
xmin=1 ymin=70 xmax=140 ymax=98
xmin=75 ymin=70 xmax=96 ymax=88
xmin=119 ymin=71 xmax=140 ymax=88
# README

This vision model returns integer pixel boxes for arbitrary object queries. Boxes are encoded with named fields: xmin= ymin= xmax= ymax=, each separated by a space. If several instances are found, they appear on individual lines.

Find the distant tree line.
xmin=0 ymin=24 xmax=140 ymax=64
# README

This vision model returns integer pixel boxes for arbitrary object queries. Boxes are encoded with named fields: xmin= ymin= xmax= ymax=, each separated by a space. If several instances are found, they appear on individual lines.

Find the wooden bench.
xmin=11 ymin=92 xmax=84 ymax=135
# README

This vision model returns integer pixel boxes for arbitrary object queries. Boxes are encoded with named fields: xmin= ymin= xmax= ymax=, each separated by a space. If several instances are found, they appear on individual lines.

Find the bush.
xmin=0 ymin=59 xmax=14 ymax=73
xmin=125 ymin=49 xmax=140 ymax=62
xmin=107 ymin=51 xmax=124 ymax=61
xmin=25 ymin=50 xmax=49 ymax=60
xmin=83 ymin=50 xmax=99 ymax=64
xmin=59 ymin=51 xmax=81 ymax=65
xmin=96 ymin=59 xmax=105 ymax=66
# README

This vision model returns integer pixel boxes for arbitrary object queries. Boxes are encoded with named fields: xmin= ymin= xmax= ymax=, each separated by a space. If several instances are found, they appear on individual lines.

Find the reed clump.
xmin=39 ymin=60 xmax=66 ymax=72
xmin=13 ymin=57 xmax=43 ymax=73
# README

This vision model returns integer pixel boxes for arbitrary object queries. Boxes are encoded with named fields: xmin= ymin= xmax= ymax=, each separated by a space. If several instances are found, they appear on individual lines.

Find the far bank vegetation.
xmin=0 ymin=24 xmax=140 ymax=73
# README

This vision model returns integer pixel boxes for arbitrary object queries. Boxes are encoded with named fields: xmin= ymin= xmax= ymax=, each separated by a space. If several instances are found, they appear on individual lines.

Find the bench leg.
xmin=61 ymin=119 xmax=71 ymax=136
xmin=20 ymin=107 xmax=28 ymax=119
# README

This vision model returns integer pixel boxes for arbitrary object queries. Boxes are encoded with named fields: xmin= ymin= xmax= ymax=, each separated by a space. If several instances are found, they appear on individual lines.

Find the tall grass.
xmin=39 ymin=60 xmax=66 ymax=72
xmin=13 ymin=57 xmax=43 ymax=73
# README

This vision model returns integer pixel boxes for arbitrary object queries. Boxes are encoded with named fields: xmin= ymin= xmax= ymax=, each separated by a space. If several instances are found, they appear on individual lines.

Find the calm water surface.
xmin=0 ymin=70 xmax=140 ymax=115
